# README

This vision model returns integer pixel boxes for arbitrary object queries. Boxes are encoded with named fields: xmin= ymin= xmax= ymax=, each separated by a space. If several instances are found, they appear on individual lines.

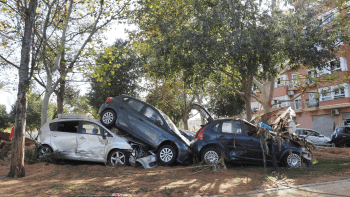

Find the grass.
xmin=234 ymin=157 xmax=350 ymax=179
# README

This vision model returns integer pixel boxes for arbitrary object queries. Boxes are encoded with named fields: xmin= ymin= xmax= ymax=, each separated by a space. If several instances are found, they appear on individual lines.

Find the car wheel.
xmin=201 ymin=147 xmax=220 ymax=164
xmin=101 ymin=109 xmax=116 ymax=128
xmin=109 ymin=149 xmax=129 ymax=166
xmin=157 ymin=145 xmax=177 ymax=165
xmin=38 ymin=145 xmax=52 ymax=158
xmin=285 ymin=152 xmax=301 ymax=168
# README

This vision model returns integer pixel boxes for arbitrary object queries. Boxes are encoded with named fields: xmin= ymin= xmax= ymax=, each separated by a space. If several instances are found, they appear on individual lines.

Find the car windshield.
xmin=159 ymin=110 xmax=190 ymax=146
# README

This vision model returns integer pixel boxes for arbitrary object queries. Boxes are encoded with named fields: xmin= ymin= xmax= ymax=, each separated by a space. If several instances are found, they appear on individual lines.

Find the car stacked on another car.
xmin=98 ymin=95 xmax=192 ymax=166
xmin=190 ymin=103 xmax=312 ymax=168
xmin=37 ymin=114 xmax=133 ymax=166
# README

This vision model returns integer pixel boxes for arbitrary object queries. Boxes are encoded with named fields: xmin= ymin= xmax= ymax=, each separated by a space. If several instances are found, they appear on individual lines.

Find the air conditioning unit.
xmin=288 ymin=91 xmax=294 ymax=96
xmin=331 ymin=109 xmax=339 ymax=115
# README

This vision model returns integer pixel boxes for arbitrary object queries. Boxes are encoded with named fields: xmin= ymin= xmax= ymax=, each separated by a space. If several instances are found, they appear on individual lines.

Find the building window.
xmin=319 ymin=88 xmax=332 ymax=101
xmin=307 ymin=70 xmax=317 ymax=84
xmin=294 ymin=99 xmax=302 ymax=109
xmin=292 ymin=73 xmax=299 ymax=88
xmin=330 ymin=59 xmax=341 ymax=73
xmin=334 ymin=87 xmax=345 ymax=99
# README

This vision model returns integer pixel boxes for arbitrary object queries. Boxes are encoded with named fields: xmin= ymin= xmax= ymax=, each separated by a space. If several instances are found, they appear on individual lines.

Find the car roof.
xmin=51 ymin=114 xmax=101 ymax=124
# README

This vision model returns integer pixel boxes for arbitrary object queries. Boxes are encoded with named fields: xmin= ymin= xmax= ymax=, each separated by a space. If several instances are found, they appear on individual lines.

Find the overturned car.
xmin=190 ymin=104 xmax=312 ymax=168
xmin=98 ymin=95 xmax=192 ymax=167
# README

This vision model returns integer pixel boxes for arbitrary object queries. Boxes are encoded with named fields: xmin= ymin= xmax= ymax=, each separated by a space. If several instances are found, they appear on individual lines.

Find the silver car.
xmin=295 ymin=128 xmax=331 ymax=147
xmin=37 ymin=114 xmax=133 ymax=166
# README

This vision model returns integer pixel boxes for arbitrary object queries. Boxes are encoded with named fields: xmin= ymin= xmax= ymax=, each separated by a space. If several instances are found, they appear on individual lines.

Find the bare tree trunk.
xmin=182 ymin=88 xmax=188 ymax=130
xmin=56 ymin=52 xmax=66 ymax=114
xmin=196 ymin=94 xmax=205 ymax=125
xmin=8 ymin=0 xmax=37 ymax=178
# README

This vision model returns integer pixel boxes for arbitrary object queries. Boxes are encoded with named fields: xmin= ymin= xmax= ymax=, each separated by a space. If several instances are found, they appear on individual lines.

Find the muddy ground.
xmin=1 ymin=143 xmax=350 ymax=197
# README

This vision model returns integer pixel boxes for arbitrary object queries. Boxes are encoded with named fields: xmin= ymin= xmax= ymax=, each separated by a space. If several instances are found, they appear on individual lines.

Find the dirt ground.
xmin=1 ymin=145 xmax=350 ymax=197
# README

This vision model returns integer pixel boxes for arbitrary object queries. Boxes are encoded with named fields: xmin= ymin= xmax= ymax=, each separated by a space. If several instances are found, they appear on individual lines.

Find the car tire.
xmin=108 ymin=149 xmax=129 ymax=166
xmin=38 ymin=145 xmax=53 ymax=158
xmin=100 ymin=109 xmax=116 ymax=128
xmin=285 ymin=152 xmax=301 ymax=168
xmin=157 ymin=145 xmax=177 ymax=165
xmin=201 ymin=147 xmax=220 ymax=164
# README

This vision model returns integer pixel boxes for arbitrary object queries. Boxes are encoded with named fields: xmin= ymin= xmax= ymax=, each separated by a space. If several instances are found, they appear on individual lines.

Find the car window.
xmin=245 ymin=123 xmax=257 ymax=136
xmin=222 ymin=121 xmax=242 ymax=135
xmin=126 ymin=98 xmax=144 ymax=112
xmin=345 ymin=127 xmax=350 ymax=134
xmin=211 ymin=123 xmax=220 ymax=132
xmin=143 ymin=106 xmax=164 ymax=126
xmin=56 ymin=121 xmax=79 ymax=133
xmin=49 ymin=122 xmax=58 ymax=131
xmin=80 ymin=121 xmax=103 ymax=136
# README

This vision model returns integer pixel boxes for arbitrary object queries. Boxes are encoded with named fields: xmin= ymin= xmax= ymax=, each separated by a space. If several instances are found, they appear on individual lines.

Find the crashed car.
xmin=295 ymin=128 xmax=331 ymax=147
xmin=190 ymin=103 xmax=312 ymax=168
xmin=98 ymin=95 xmax=191 ymax=166
xmin=37 ymin=114 xmax=133 ymax=166
xmin=330 ymin=126 xmax=350 ymax=147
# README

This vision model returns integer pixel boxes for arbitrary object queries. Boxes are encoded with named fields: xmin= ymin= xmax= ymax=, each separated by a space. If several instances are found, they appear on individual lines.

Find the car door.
xmin=50 ymin=121 xmax=79 ymax=159
xmin=217 ymin=120 xmax=260 ymax=160
xmin=76 ymin=121 xmax=108 ymax=161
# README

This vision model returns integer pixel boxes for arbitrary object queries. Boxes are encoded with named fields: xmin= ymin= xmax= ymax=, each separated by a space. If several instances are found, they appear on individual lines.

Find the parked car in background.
xmin=190 ymin=103 xmax=312 ymax=168
xmin=37 ymin=114 xmax=133 ymax=166
xmin=98 ymin=95 xmax=192 ymax=165
xmin=295 ymin=128 xmax=331 ymax=147
xmin=330 ymin=126 xmax=350 ymax=147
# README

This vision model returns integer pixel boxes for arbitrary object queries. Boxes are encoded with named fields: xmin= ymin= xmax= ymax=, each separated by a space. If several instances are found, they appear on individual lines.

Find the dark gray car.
xmin=330 ymin=126 xmax=350 ymax=147
xmin=98 ymin=95 xmax=192 ymax=165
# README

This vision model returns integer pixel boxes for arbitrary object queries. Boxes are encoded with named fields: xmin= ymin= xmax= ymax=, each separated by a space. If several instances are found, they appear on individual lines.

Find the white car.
xmin=37 ymin=114 xmax=133 ymax=166
xmin=295 ymin=128 xmax=331 ymax=146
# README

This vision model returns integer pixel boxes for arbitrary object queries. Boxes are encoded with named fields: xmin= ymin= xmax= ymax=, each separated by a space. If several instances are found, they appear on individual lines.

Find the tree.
xmin=0 ymin=0 xmax=38 ymax=178
xmin=86 ymin=39 xmax=143 ymax=113
xmin=132 ymin=0 xmax=345 ymax=121
xmin=145 ymin=75 xmax=197 ymax=128
xmin=28 ymin=0 xmax=133 ymax=126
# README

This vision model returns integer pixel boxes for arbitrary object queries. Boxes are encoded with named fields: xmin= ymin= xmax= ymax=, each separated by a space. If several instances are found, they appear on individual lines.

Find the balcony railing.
xmin=292 ymin=100 xmax=303 ymax=110
xmin=305 ymin=99 xmax=319 ymax=108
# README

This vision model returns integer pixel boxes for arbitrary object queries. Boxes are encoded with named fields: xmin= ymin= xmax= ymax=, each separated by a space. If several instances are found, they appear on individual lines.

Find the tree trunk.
xmin=41 ymin=91 xmax=52 ymax=126
xmin=245 ymin=99 xmax=252 ymax=121
xmin=56 ymin=52 xmax=66 ymax=114
xmin=196 ymin=94 xmax=205 ymax=125
xmin=182 ymin=89 xmax=189 ymax=130
xmin=8 ymin=0 xmax=37 ymax=178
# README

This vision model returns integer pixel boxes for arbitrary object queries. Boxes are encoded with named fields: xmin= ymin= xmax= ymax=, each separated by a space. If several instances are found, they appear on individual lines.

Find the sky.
xmin=0 ymin=22 xmax=137 ymax=112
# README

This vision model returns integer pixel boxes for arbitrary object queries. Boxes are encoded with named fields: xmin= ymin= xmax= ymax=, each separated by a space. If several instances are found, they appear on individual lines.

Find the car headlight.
xmin=303 ymin=152 xmax=312 ymax=160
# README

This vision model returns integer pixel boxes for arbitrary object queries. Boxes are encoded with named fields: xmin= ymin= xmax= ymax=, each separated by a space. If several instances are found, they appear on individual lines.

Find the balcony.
xmin=305 ymin=99 xmax=319 ymax=108
xmin=291 ymin=100 xmax=303 ymax=110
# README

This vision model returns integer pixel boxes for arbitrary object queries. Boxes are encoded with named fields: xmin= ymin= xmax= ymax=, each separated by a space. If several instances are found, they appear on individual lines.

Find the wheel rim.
xmin=287 ymin=153 xmax=301 ymax=168
xmin=204 ymin=150 xmax=219 ymax=164
xmin=110 ymin=151 xmax=126 ymax=166
xmin=159 ymin=148 xmax=173 ymax=162
xmin=39 ymin=147 xmax=51 ymax=157
xmin=102 ymin=112 xmax=114 ymax=124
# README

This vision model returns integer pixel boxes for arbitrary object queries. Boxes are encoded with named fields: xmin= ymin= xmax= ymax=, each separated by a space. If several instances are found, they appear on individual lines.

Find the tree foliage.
xmin=0 ymin=105 xmax=10 ymax=131
xmin=87 ymin=39 xmax=143 ymax=112
xmin=132 ymin=0 xmax=347 ymax=120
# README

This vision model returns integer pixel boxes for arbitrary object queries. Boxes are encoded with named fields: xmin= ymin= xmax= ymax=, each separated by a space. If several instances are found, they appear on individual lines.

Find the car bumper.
xmin=176 ymin=142 xmax=193 ymax=164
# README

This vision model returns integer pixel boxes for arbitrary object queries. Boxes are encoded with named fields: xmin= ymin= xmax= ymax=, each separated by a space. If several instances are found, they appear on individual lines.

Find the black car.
xmin=98 ymin=95 xmax=191 ymax=165
xmin=190 ymin=103 xmax=312 ymax=168
xmin=330 ymin=126 xmax=350 ymax=147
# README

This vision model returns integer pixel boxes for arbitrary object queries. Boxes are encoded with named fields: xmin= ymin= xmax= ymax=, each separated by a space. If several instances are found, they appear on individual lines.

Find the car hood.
xmin=190 ymin=103 xmax=214 ymax=123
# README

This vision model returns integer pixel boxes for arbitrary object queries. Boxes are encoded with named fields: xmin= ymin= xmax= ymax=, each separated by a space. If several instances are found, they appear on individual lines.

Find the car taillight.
xmin=106 ymin=97 xmax=113 ymax=102
xmin=195 ymin=126 xmax=206 ymax=140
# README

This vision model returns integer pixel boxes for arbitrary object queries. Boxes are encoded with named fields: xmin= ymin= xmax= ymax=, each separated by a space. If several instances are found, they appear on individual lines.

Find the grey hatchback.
xmin=98 ymin=95 xmax=192 ymax=165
